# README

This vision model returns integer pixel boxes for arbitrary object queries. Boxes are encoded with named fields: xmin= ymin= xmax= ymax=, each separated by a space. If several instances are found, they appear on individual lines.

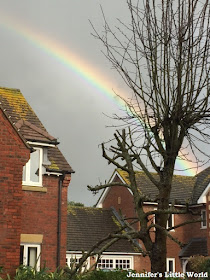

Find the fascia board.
xmin=96 ymin=169 xmax=127 ymax=208
xmin=197 ymin=182 xmax=210 ymax=204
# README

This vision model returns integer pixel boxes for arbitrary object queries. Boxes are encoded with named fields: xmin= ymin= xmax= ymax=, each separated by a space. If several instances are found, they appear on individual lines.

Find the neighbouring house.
xmin=66 ymin=207 xmax=145 ymax=271
xmin=0 ymin=87 xmax=74 ymax=276
xmin=96 ymin=168 xmax=210 ymax=273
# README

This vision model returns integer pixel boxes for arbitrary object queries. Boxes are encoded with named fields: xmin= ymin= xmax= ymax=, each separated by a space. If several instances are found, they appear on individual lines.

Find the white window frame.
xmin=22 ymin=147 xmax=43 ymax=186
xmin=152 ymin=208 xmax=157 ymax=231
xmin=97 ymin=255 xmax=133 ymax=270
xmin=167 ymin=214 xmax=175 ymax=231
xmin=66 ymin=253 xmax=90 ymax=271
xmin=20 ymin=243 xmax=41 ymax=271
xmin=153 ymin=209 xmax=174 ymax=231
xmin=201 ymin=209 xmax=207 ymax=229
xmin=166 ymin=258 xmax=175 ymax=272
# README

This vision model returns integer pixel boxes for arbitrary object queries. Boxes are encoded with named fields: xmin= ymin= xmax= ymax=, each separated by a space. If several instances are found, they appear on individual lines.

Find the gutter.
xmin=57 ymin=175 xmax=64 ymax=268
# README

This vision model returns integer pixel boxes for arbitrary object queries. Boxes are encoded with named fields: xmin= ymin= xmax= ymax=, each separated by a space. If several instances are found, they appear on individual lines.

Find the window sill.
xmin=22 ymin=186 xmax=47 ymax=192
xmin=200 ymin=226 xmax=207 ymax=229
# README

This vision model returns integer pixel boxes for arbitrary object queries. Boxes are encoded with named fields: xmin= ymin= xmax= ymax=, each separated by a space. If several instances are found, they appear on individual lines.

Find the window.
xmin=22 ymin=148 xmax=43 ymax=186
xmin=152 ymin=209 xmax=174 ymax=231
xmin=166 ymin=258 xmax=175 ymax=272
xmin=167 ymin=214 xmax=175 ymax=231
xmin=20 ymin=244 xmax=41 ymax=271
xmin=201 ymin=210 xmax=207 ymax=228
xmin=66 ymin=254 xmax=90 ymax=271
xmin=97 ymin=256 xmax=133 ymax=270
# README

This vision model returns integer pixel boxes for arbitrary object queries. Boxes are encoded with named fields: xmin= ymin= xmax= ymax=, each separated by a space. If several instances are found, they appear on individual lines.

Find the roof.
xmin=0 ymin=86 xmax=73 ymax=173
xmin=98 ymin=168 xmax=210 ymax=206
xmin=0 ymin=103 xmax=31 ymax=150
xmin=179 ymin=238 xmax=208 ymax=257
xmin=15 ymin=119 xmax=57 ymax=144
xmin=117 ymin=169 xmax=197 ymax=204
xmin=192 ymin=167 xmax=210 ymax=204
xmin=67 ymin=207 xmax=138 ymax=254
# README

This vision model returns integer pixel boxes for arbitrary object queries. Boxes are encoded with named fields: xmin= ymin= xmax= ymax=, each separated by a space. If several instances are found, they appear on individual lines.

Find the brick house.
xmin=66 ymin=207 xmax=143 ymax=271
xmin=0 ymin=87 xmax=74 ymax=276
xmin=96 ymin=168 xmax=210 ymax=272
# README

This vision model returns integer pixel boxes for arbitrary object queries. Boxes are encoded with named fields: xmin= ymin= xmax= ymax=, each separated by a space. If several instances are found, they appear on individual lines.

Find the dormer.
xmin=0 ymin=87 xmax=74 ymax=188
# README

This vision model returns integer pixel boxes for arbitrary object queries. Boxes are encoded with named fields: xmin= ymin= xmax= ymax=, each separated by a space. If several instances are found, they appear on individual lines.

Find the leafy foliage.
xmin=68 ymin=201 xmax=84 ymax=207
xmin=0 ymin=266 xmax=186 ymax=280
xmin=188 ymin=255 xmax=210 ymax=275
xmin=0 ymin=266 xmax=69 ymax=280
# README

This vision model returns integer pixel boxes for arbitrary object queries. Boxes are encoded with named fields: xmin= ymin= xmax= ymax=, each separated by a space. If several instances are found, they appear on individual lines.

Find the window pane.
xmin=168 ymin=214 xmax=172 ymax=228
xmin=28 ymin=247 xmax=37 ymax=267
xmin=30 ymin=150 xmax=40 ymax=182
xmin=116 ymin=259 xmax=130 ymax=269
xmin=168 ymin=260 xmax=174 ymax=272
xmin=22 ymin=165 xmax=26 ymax=181
xmin=201 ymin=211 xmax=206 ymax=227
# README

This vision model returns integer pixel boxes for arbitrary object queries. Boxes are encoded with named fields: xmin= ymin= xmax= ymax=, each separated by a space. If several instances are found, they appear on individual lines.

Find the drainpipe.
xmin=57 ymin=175 xmax=64 ymax=268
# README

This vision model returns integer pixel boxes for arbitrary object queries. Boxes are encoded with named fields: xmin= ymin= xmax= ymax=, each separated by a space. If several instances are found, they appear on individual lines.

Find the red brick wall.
xmin=21 ymin=174 xmax=71 ymax=270
xmin=0 ymin=110 xmax=30 ymax=276
xmin=101 ymin=177 xmax=208 ymax=272
xmin=102 ymin=176 xmax=137 ymax=228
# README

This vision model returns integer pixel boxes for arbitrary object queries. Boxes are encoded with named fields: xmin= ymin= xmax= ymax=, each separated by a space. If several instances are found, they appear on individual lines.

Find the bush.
xmin=188 ymin=255 xmax=210 ymax=274
xmin=0 ymin=267 xmax=187 ymax=280
xmin=74 ymin=270 xmax=135 ymax=280
xmin=70 ymin=270 xmax=184 ymax=280
xmin=0 ymin=266 xmax=69 ymax=280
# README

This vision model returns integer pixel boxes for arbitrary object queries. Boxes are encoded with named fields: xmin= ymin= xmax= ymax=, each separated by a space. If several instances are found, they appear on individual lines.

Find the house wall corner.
xmin=0 ymin=109 xmax=30 ymax=277
xmin=207 ymin=191 xmax=210 ymax=256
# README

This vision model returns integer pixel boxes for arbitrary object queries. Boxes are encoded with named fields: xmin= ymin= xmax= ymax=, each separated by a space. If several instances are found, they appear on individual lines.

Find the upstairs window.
xmin=153 ymin=209 xmax=174 ymax=231
xmin=201 ymin=210 xmax=207 ymax=228
xmin=167 ymin=214 xmax=175 ymax=231
xmin=22 ymin=148 xmax=43 ymax=186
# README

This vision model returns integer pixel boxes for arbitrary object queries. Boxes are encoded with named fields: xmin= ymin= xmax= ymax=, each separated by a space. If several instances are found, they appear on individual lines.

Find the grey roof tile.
xmin=179 ymin=238 xmax=208 ymax=257
xmin=115 ymin=169 xmax=210 ymax=205
xmin=67 ymin=207 xmax=137 ymax=253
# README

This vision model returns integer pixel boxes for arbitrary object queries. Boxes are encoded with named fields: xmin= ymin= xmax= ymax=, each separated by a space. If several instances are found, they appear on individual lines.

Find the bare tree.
xmin=88 ymin=0 xmax=210 ymax=277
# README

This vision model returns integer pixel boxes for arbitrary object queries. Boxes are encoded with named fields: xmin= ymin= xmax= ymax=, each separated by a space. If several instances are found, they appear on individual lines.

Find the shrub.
xmin=74 ymin=270 xmax=133 ymax=280
xmin=70 ymin=270 xmax=184 ymax=280
xmin=0 ymin=266 xmax=69 ymax=280
xmin=188 ymin=255 xmax=210 ymax=274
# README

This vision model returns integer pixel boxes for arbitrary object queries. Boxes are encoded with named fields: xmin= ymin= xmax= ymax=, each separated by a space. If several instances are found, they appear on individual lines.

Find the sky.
xmin=0 ymin=1 xmax=205 ymax=206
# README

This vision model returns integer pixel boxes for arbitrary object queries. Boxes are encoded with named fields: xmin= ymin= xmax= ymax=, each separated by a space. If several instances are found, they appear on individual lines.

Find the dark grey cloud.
xmin=0 ymin=0 xmax=130 ymax=205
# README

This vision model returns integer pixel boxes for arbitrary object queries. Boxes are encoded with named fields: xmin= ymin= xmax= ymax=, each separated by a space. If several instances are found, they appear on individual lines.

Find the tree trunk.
xmin=149 ymin=170 xmax=173 ymax=279
xmin=150 ymin=229 xmax=167 ymax=279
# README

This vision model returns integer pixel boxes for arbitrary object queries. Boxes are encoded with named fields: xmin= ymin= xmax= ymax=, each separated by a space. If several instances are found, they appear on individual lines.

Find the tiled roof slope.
xmin=192 ymin=167 xmax=210 ymax=204
xmin=116 ymin=168 xmax=209 ymax=205
xmin=67 ymin=207 xmax=137 ymax=253
xmin=0 ymin=87 xmax=46 ymax=130
xmin=179 ymin=238 xmax=208 ymax=257
xmin=0 ymin=87 xmax=73 ymax=173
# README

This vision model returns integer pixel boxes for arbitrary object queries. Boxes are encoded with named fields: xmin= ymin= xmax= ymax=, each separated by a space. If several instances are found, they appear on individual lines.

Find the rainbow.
xmin=0 ymin=14 xmax=199 ymax=176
